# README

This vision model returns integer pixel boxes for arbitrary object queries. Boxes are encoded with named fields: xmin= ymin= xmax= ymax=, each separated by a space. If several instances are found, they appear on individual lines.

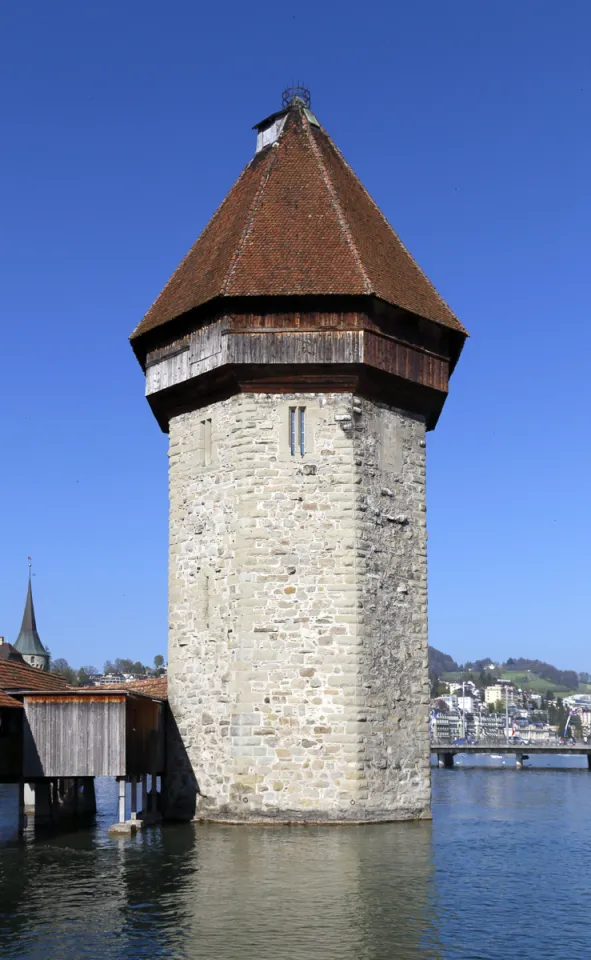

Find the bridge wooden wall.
xmin=23 ymin=696 xmax=126 ymax=778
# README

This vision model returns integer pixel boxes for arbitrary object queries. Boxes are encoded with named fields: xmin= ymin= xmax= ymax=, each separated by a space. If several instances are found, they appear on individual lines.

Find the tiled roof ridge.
xmin=317 ymin=127 xmax=467 ymax=335
xmin=222 ymin=143 xmax=280 ymax=295
xmin=302 ymin=111 xmax=371 ymax=295
xmin=0 ymin=658 xmax=72 ymax=692
xmin=130 ymin=159 xmax=266 ymax=340
xmin=77 ymin=676 xmax=168 ymax=699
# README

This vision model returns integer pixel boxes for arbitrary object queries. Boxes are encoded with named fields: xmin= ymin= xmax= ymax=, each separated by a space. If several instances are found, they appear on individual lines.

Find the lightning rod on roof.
xmin=281 ymin=84 xmax=311 ymax=108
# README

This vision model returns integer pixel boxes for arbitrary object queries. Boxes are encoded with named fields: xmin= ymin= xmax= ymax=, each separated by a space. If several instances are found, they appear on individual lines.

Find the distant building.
xmin=0 ymin=640 xmax=26 ymax=664
xmin=13 ymin=574 xmax=49 ymax=671
xmin=485 ymin=682 xmax=516 ymax=707
xmin=88 ymin=673 xmax=126 ymax=686
xmin=457 ymin=695 xmax=475 ymax=715
xmin=450 ymin=681 xmax=477 ymax=696
xmin=564 ymin=695 xmax=591 ymax=710
xmin=440 ymin=695 xmax=459 ymax=711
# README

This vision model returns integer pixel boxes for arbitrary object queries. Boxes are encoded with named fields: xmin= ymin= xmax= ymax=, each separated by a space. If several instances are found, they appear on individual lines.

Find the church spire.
xmin=14 ymin=561 xmax=50 ymax=670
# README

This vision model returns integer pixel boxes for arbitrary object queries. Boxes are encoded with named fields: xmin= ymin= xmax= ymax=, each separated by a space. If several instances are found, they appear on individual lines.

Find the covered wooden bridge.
xmin=0 ymin=660 xmax=167 ymax=834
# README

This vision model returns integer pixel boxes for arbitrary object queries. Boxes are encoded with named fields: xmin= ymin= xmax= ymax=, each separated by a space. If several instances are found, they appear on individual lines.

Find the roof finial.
xmin=28 ymin=556 xmax=32 ymax=582
xmin=281 ymin=84 xmax=311 ymax=109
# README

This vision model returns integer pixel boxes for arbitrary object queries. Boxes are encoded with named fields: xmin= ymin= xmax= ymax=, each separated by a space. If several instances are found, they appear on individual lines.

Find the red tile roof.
xmin=126 ymin=676 xmax=167 ymax=698
xmin=0 ymin=660 xmax=71 ymax=693
xmin=0 ymin=689 xmax=23 ymax=709
xmin=77 ymin=676 xmax=168 ymax=700
xmin=131 ymin=101 xmax=466 ymax=343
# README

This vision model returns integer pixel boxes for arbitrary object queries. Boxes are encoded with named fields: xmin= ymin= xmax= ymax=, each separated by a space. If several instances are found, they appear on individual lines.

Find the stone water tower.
xmin=130 ymin=88 xmax=467 ymax=822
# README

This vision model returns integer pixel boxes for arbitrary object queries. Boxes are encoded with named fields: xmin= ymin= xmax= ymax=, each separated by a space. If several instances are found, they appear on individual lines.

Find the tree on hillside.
xmin=154 ymin=654 xmax=164 ymax=669
xmin=428 ymin=647 xmax=459 ymax=686
xmin=50 ymin=659 xmax=100 ymax=687
xmin=464 ymin=658 xmax=497 ymax=673
xmin=115 ymin=658 xmax=135 ymax=675
xmin=507 ymin=659 xmax=579 ymax=692
xmin=479 ymin=670 xmax=496 ymax=688
xmin=50 ymin=658 xmax=77 ymax=684
xmin=78 ymin=666 xmax=100 ymax=686
xmin=432 ymin=698 xmax=449 ymax=713
xmin=103 ymin=657 xmax=155 ymax=677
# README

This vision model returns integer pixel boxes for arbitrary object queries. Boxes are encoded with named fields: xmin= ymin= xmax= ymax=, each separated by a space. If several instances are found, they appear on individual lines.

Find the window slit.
xmin=289 ymin=406 xmax=306 ymax=456
xmin=289 ymin=407 xmax=296 ymax=457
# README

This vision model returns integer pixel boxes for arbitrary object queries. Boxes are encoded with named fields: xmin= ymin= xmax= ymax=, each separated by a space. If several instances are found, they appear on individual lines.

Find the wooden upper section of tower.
xmin=131 ymin=94 xmax=467 ymax=430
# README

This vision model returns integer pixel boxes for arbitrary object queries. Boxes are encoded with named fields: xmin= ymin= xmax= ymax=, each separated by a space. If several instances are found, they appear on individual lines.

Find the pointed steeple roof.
xmin=130 ymin=96 xmax=466 ymax=347
xmin=14 ymin=574 xmax=48 ymax=659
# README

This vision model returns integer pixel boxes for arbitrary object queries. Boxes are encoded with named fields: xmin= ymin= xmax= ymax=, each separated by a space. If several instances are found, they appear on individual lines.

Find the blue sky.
xmin=1 ymin=1 xmax=589 ymax=671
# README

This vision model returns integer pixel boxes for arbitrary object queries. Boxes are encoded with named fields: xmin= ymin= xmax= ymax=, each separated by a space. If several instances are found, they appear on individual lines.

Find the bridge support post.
xmin=118 ymin=777 xmax=126 ymax=823
xmin=587 ymin=755 xmax=591 ymax=770
xmin=108 ymin=777 xmax=141 ymax=836
xmin=438 ymin=753 xmax=454 ymax=769
xmin=130 ymin=776 xmax=138 ymax=821
xmin=34 ymin=781 xmax=54 ymax=826
xmin=17 ymin=781 xmax=26 ymax=836
xmin=141 ymin=774 xmax=147 ymax=818
xmin=23 ymin=782 xmax=35 ymax=817
xmin=80 ymin=778 xmax=96 ymax=816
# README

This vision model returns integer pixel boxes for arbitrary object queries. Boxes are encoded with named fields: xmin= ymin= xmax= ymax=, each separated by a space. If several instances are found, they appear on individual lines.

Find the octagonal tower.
xmin=131 ymin=91 xmax=467 ymax=822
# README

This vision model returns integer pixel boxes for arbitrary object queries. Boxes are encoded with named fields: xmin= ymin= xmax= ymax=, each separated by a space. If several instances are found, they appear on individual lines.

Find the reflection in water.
xmin=172 ymin=822 xmax=438 ymax=960
xmin=0 ymin=780 xmax=437 ymax=960
xmin=2 ymin=766 xmax=591 ymax=958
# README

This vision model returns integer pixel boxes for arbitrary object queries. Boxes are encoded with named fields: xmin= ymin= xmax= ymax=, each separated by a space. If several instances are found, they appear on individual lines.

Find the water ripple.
xmin=1 ymin=765 xmax=590 ymax=959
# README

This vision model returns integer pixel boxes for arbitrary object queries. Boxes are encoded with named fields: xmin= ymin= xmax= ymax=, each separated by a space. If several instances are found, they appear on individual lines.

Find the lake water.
xmin=1 ymin=758 xmax=590 ymax=959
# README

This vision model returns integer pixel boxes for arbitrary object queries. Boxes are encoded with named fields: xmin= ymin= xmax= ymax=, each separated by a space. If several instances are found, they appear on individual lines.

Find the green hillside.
xmin=441 ymin=668 xmax=587 ymax=698
xmin=499 ymin=670 xmax=575 ymax=696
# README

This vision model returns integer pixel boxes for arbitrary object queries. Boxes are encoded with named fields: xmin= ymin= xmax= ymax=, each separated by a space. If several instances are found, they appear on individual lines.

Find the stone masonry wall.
xmin=166 ymin=391 xmax=430 ymax=822
xmin=353 ymin=399 xmax=431 ymax=817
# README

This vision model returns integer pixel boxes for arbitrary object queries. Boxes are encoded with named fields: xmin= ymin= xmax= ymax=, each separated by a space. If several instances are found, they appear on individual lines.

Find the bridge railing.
xmin=430 ymin=737 xmax=565 ymax=747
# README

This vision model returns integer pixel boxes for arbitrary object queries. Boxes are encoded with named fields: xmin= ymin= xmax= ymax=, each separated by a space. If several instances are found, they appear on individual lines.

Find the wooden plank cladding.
xmin=227 ymin=310 xmax=366 ymax=330
xmin=146 ymin=347 xmax=190 ymax=395
xmin=24 ymin=697 xmax=126 ymax=778
xmin=126 ymin=697 xmax=165 ymax=776
xmin=364 ymin=330 xmax=448 ymax=393
xmin=143 ymin=306 xmax=454 ymax=430
xmin=22 ymin=692 xmax=166 ymax=779
xmin=227 ymin=329 xmax=363 ymax=365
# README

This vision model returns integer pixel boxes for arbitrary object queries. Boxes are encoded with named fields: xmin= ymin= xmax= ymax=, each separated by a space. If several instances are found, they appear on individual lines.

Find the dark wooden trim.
xmin=147 ymin=361 xmax=446 ymax=433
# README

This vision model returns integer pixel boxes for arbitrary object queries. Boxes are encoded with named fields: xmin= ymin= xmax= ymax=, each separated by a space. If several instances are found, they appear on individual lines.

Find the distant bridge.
xmin=431 ymin=742 xmax=591 ymax=769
